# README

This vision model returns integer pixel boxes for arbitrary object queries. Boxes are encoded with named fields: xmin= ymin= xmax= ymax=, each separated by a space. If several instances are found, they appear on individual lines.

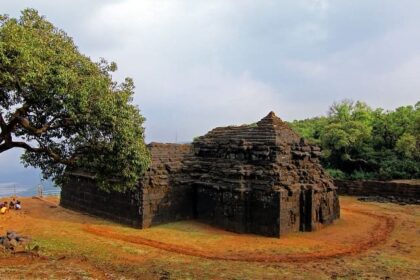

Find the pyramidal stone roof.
xmin=197 ymin=111 xmax=301 ymax=145
xmin=256 ymin=111 xmax=284 ymax=125
xmin=256 ymin=111 xmax=301 ymax=144
xmin=190 ymin=111 xmax=333 ymax=193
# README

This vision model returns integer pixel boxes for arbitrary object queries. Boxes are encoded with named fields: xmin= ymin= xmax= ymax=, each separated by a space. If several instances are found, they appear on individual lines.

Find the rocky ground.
xmin=0 ymin=196 xmax=418 ymax=279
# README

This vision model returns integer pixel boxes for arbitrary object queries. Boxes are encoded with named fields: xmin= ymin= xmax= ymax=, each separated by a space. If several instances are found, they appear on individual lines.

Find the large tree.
xmin=0 ymin=9 xmax=150 ymax=191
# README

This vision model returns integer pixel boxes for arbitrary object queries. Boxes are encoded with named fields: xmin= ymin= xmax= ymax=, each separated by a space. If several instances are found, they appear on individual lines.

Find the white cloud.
xmin=302 ymin=0 xmax=330 ymax=12
xmin=137 ymin=65 xmax=296 ymax=142
xmin=85 ymin=0 xmax=309 ymax=141
xmin=284 ymin=59 xmax=328 ymax=80
xmin=367 ymin=55 xmax=420 ymax=107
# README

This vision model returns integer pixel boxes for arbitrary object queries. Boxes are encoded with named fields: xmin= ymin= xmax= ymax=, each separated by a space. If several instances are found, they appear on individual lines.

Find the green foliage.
xmin=347 ymin=170 xmax=376 ymax=180
xmin=395 ymin=133 xmax=417 ymax=158
xmin=0 ymin=9 xmax=150 ymax=191
xmin=290 ymin=100 xmax=419 ymax=180
xmin=288 ymin=117 xmax=328 ymax=145
xmin=325 ymin=168 xmax=346 ymax=179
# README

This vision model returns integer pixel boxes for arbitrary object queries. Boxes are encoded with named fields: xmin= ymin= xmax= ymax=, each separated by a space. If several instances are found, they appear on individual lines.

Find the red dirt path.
xmin=83 ymin=207 xmax=395 ymax=263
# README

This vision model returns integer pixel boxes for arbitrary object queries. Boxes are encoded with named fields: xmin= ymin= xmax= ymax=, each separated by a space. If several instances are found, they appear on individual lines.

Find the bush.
xmin=348 ymin=170 xmax=376 ymax=180
xmin=325 ymin=169 xmax=346 ymax=179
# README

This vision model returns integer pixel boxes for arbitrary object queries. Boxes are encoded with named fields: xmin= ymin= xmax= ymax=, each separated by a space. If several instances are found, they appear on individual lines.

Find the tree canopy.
xmin=290 ymin=100 xmax=420 ymax=180
xmin=0 ymin=9 xmax=150 ymax=191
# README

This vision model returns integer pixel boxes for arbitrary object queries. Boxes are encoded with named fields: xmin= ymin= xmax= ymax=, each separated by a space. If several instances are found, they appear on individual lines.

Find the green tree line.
xmin=289 ymin=100 xmax=420 ymax=180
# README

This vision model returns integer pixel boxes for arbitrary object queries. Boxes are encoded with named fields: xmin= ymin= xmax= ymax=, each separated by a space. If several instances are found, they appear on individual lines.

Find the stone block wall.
xmin=61 ymin=143 xmax=194 ymax=228
xmin=310 ymin=189 xmax=340 ymax=229
xmin=194 ymin=185 xmax=249 ymax=233
xmin=335 ymin=180 xmax=420 ymax=203
xmin=60 ymin=173 xmax=141 ymax=227
xmin=139 ymin=143 xmax=194 ymax=228
xmin=249 ymin=190 xmax=281 ymax=236
xmin=278 ymin=190 xmax=301 ymax=235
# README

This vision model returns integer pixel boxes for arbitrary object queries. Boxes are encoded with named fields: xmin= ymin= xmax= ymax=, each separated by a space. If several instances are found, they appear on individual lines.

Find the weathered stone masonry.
xmin=139 ymin=143 xmax=194 ymax=228
xmin=61 ymin=143 xmax=194 ymax=228
xmin=60 ymin=112 xmax=340 ymax=237
xmin=335 ymin=179 xmax=420 ymax=204
xmin=187 ymin=112 xmax=339 ymax=236
xmin=60 ymin=173 xmax=142 ymax=227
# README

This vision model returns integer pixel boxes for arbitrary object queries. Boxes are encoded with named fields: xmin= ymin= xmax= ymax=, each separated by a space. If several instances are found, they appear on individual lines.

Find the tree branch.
xmin=18 ymin=117 xmax=52 ymax=136
xmin=18 ymin=113 xmax=72 ymax=137
xmin=0 ymin=112 xmax=6 ymax=144
xmin=0 ymin=104 xmax=78 ymax=166
xmin=0 ymin=140 xmax=76 ymax=165
xmin=0 ymin=112 xmax=6 ymax=131
xmin=6 ymin=104 xmax=30 ymax=133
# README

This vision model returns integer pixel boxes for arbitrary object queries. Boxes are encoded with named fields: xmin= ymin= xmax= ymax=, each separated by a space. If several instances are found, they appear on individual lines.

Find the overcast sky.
xmin=1 ymin=0 xmax=420 ymax=185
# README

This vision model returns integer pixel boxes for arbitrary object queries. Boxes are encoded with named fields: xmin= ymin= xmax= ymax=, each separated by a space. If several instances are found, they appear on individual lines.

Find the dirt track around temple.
xmin=83 ymin=207 xmax=395 ymax=263
xmin=0 ymin=196 xmax=418 ymax=279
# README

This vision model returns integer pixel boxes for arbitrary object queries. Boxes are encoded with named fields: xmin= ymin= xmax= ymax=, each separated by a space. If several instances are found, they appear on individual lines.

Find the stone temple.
xmin=61 ymin=112 xmax=340 ymax=237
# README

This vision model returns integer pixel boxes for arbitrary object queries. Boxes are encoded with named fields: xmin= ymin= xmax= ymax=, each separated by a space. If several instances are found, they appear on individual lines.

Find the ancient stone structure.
xmin=61 ymin=112 xmax=340 ymax=237
xmin=139 ymin=143 xmax=194 ymax=227
xmin=61 ymin=143 xmax=194 ymax=228
xmin=60 ymin=172 xmax=142 ymax=227
xmin=187 ymin=112 xmax=340 ymax=236
xmin=335 ymin=179 xmax=420 ymax=205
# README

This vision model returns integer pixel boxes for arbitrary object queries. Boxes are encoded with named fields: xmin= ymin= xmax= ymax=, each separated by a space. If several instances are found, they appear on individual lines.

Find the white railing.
xmin=0 ymin=184 xmax=60 ymax=198
xmin=0 ymin=184 xmax=28 ymax=198
xmin=36 ymin=185 xmax=61 ymax=197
